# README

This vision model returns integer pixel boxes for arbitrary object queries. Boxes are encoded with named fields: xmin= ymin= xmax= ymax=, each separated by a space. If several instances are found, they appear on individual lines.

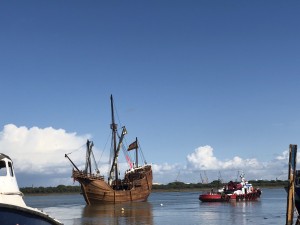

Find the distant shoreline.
xmin=20 ymin=180 xmax=287 ymax=194
xmin=22 ymin=186 xmax=285 ymax=196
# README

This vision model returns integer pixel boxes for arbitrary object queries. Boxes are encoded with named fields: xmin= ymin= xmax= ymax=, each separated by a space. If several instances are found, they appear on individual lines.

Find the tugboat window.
xmin=0 ymin=161 xmax=7 ymax=176
xmin=8 ymin=162 xmax=14 ymax=177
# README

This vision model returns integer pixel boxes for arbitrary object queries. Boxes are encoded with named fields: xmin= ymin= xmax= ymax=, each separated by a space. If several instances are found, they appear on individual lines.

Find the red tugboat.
xmin=199 ymin=172 xmax=262 ymax=202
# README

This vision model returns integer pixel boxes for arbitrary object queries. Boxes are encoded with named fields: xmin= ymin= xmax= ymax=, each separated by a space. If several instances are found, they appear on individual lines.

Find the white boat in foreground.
xmin=0 ymin=153 xmax=62 ymax=225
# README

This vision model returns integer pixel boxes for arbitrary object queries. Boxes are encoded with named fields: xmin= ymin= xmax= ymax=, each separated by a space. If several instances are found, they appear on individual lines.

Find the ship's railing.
xmin=125 ymin=164 xmax=152 ymax=174
xmin=72 ymin=170 xmax=104 ymax=181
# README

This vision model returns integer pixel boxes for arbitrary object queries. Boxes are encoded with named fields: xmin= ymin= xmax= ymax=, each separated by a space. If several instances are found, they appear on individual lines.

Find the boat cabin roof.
xmin=0 ymin=153 xmax=12 ymax=161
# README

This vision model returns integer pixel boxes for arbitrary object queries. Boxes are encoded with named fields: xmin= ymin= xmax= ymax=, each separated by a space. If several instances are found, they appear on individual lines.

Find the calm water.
xmin=24 ymin=188 xmax=290 ymax=225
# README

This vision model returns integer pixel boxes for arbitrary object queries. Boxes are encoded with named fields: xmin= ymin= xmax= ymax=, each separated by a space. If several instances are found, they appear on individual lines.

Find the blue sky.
xmin=0 ymin=1 xmax=300 ymax=186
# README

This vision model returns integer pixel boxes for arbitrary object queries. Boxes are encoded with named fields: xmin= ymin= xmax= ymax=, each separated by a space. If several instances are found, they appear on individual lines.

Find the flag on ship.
xmin=128 ymin=141 xmax=138 ymax=151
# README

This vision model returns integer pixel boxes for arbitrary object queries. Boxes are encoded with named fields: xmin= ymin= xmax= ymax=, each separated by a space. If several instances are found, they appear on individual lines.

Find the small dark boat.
xmin=0 ymin=153 xmax=62 ymax=225
xmin=199 ymin=172 xmax=261 ymax=202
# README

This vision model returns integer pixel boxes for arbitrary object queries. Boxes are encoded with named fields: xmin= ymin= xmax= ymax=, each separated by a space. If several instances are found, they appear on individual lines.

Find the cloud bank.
xmin=0 ymin=124 xmax=290 ymax=186
xmin=185 ymin=145 xmax=288 ymax=182
xmin=186 ymin=145 xmax=262 ymax=170
xmin=0 ymin=124 xmax=91 ymax=186
xmin=152 ymin=146 xmax=289 ymax=184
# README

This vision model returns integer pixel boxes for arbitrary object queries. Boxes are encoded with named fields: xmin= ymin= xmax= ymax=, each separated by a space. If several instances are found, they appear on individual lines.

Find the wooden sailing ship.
xmin=65 ymin=95 xmax=152 ymax=204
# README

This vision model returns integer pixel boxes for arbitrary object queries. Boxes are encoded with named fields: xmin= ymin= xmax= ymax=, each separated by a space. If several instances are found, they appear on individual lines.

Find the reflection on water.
xmin=198 ymin=198 xmax=265 ymax=225
xmin=81 ymin=202 xmax=153 ymax=225
xmin=228 ymin=200 xmax=262 ymax=225
xmin=25 ymin=189 xmax=292 ymax=225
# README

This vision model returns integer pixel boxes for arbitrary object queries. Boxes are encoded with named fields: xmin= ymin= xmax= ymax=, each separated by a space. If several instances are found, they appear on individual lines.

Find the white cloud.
xmin=186 ymin=145 xmax=263 ymax=171
xmin=0 ymin=124 xmax=91 ymax=186
xmin=184 ymin=145 xmax=290 ymax=182
xmin=186 ymin=145 xmax=220 ymax=170
xmin=151 ymin=163 xmax=182 ymax=184
xmin=152 ymin=162 xmax=179 ymax=174
xmin=276 ymin=150 xmax=289 ymax=160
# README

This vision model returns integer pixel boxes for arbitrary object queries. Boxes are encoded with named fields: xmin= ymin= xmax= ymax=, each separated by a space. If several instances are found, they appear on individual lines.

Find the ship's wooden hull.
xmin=73 ymin=165 xmax=152 ymax=204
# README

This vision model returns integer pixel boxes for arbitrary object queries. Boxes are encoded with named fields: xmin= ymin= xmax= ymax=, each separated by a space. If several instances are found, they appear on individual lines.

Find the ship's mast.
xmin=135 ymin=137 xmax=138 ymax=167
xmin=108 ymin=95 xmax=128 ymax=188
xmin=85 ymin=140 xmax=93 ymax=174
xmin=110 ymin=95 xmax=118 ymax=182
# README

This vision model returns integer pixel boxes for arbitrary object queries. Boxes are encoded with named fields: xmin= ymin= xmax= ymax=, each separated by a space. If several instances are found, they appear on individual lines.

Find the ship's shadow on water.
xmin=80 ymin=202 xmax=153 ymax=225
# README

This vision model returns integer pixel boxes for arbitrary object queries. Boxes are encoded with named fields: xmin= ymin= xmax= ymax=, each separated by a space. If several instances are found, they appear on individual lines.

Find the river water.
xmin=24 ymin=188 xmax=291 ymax=225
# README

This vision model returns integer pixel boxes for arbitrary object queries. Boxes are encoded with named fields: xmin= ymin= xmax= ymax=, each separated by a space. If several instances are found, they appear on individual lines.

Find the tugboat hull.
xmin=199 ymin=194 xmax=230 ymax=202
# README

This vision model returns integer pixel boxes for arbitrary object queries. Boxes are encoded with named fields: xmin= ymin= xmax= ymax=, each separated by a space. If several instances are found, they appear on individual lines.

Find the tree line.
xmin=20 ymin=180 xmax=288 ymax=194
xmin=153 ymin=179 xmax=288 ymax=190
xmin=20 ymin=185 xmax=81 ymax=194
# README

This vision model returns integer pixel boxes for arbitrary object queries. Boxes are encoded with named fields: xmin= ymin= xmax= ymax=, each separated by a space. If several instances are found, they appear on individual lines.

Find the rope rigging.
xmin=97 ymin=133 xmax=111 ymax=165
xmin=65 ymin=143 xmax=86 ymax=156
xmin=137 ymin=140 xmax=147 ymax=164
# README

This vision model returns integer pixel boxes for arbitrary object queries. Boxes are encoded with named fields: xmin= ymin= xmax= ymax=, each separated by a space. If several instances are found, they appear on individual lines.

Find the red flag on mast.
xmin=128 ymin=141 xmax=138 ymax=151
